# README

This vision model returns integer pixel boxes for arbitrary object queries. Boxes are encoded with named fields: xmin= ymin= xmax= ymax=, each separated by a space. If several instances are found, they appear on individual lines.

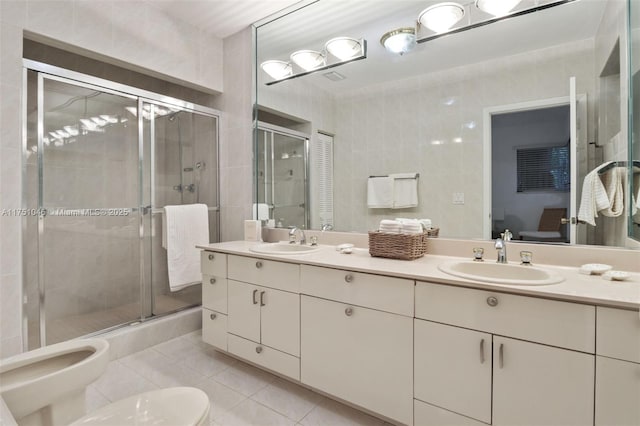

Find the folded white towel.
xmin=419 ymin=219 xmax=432 ymax=230
xmin=252 ymin=203 xmax=270 ymax=221
xmin=163 ymin=204 xmax=209 ymax=292
xmin=577 ymin=163 xmax=614 ymax=226
xmin=390 ymin=173 xmax=418 ymax=209
xmin=367 ymin=177 xmax=394 ymax=208
xmin=379 ymin=219 xmax=402 ymax=233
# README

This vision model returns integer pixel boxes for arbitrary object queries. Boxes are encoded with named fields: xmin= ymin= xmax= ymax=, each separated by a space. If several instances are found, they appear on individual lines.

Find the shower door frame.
xmin=22 ymin=60 xmax=221 ymax=349
xmin=256 ymin=122 xmax=310 ymax=229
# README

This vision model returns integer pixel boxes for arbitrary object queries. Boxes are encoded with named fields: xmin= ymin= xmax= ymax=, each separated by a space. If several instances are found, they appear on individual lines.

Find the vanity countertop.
xmin=198 ymin=241 xmax=640 ymax=310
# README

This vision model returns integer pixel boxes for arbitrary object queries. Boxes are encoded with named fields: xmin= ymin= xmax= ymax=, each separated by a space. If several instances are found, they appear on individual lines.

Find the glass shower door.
xmin=31 ymin=74 xmax=148 ymax=346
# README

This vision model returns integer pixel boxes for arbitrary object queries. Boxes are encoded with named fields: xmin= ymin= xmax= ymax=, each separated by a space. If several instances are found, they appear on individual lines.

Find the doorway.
xmin=491 ymin=105 xmax=571 ymax=243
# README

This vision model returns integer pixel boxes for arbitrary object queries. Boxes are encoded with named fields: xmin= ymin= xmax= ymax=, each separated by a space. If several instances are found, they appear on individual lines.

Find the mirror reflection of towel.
xmin=390 ymin=173 xmax=418 ymax=209
xmin=367 ymin=177 xmax=394 ymax=208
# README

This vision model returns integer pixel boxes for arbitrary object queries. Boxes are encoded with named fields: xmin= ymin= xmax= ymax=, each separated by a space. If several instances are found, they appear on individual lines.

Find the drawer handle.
xmin=499 ymin=343 xmax=504 ymax=369
xmin=210 ymin=313 xmax=216 ymax=320
xmin=344 ymin=274 xmax=354 ymax=283
xmin=260 ymin=291 xmax=266 ymax=306
xmin=256 ymin=261 xmax=263 ymax=269
xmin=209 ymin=278 xmax=216 ymax=285
xmin=487 ymin=296 xmax=499 ymax=307
xmin=208 ymin=254 xmax=214 ymax=260
xmin=256 ymin=346 xmax=263 ymax=354
xmin=479 ymin=339 xmax=485 ymax=364
xmin=345 ymin=307 xmax=353 ymax=316
xmin=252 ymin=289 xmax=259 ymax=305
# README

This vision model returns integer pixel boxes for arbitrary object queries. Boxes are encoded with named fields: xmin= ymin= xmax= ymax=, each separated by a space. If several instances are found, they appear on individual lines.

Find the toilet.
xmin=69 ymin=387 xmax=210 ymax=426
xmin=1 ymin=340 xmax=210 ymax=426
xmin=0 ymin=338 xmax=109 ymax=426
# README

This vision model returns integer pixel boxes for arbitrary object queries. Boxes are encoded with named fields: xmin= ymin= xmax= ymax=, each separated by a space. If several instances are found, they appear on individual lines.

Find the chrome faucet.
xmin=495 ymin=229 xmax=512 ymax=263
xmin=288 ymin=227 xmax=306 ymax=245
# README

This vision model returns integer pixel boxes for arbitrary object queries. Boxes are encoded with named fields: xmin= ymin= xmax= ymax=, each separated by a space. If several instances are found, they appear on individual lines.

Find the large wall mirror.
xmin=254 ymin=0 xmax=639 ymax=248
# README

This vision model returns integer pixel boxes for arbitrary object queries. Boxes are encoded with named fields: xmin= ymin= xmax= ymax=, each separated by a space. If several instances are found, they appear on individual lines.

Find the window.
xmin=517 ymin=144 xmax=570 ymax=192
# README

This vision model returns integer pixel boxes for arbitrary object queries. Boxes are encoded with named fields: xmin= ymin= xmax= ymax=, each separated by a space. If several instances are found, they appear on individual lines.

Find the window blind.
xmin=516 ymin=144 xmax=570 ymax=192
xmin=311 ymin=133 xmax=334 ymax=227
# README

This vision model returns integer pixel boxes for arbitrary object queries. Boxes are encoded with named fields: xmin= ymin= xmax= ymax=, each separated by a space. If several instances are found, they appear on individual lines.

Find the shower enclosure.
xmin=23 ymin=62 xmax=219 ymax=349
xmin=256 ymin=123 xmax=309 ymax=228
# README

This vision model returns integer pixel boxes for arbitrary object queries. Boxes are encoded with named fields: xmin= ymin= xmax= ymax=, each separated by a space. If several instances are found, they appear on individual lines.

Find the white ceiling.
xmin=147 ymin=0 xmax=303 ymax=39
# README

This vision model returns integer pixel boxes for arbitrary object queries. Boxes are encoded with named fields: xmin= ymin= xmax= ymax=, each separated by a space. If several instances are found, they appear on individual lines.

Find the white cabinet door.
xmin=414 ymin=320 xmax=492 ymax=423
xmin=260 ymin=288 xmax=300 ymax=357
xmin=493 ymin=336 xmax=594 ymax=426
xmin=227 ymin=280 xmax=260 ymax=343
xmin=301 ymin=295 xmax=413 ymax=426
xmin=595 ymin=356 xmax=640 ymax=426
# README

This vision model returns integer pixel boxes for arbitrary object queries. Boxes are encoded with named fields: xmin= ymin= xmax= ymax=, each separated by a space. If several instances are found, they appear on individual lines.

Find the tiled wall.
xmin=214 ymin=28 xmax=254 ymax=242
xmin=0 ymin=0 xmax=224 ymax=357
xmin=333 ymin=39 xmax=597 ymax=236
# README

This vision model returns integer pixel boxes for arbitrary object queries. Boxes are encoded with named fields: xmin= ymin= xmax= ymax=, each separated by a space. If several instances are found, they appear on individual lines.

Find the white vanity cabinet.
xmin=414 ymin=281 xmax=595 ymax=426
xmin=300 ymin=266 xmax=414 ymax=426
xmin=201 ymin=251 xmax=228 ymax=351
xmin=226 ymin=255 xmax=301 ymax=380
xmin=595 ymin=307 xmax=640 ymax=426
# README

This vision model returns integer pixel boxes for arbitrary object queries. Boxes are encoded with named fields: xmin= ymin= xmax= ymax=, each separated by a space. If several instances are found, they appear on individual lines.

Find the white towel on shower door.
xmin=163 ymin=203 xmax=209 ymax=292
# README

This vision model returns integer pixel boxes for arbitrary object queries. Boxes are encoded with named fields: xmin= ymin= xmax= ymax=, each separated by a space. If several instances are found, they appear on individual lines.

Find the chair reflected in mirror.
xmin=518 ymin=207 xmax=568 ymax=243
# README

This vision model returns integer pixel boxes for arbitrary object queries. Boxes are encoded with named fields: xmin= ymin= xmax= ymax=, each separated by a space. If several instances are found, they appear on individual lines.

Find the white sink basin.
xmin=438 ymin=260 xmax=564 ymax=286
xmin=249 ymin=243 xmax=320 ymax=255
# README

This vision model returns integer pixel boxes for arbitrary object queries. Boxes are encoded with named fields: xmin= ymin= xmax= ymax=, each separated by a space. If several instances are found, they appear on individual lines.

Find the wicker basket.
xmin=368 ymin=229 xmax=438 ymax=260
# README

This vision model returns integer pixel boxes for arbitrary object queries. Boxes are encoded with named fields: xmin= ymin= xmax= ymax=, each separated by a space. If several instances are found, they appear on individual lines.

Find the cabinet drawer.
xmin=300 ymin=265 xmax=414 ymax=316
xmin=228 ymin=334 xmax=300 ymax=381
xmin=414 ymin=399 xmax=486 ymax=426
xmin=595 ymin=356 xmax=640 ymax=426
xmin=415 ymin=282 xmax=595 ymax=353
xmin=228 ymin=255 xmax=299 ymax=293
xmin=596 ymin=307 xmax=640 ymax=363
xmin=202 ymin=308 xmax=227 ymax=351
xmin=202 ymin=275 xmax=227 ymax=313
xmin=201 ymin=251 xmax=227 ymax=276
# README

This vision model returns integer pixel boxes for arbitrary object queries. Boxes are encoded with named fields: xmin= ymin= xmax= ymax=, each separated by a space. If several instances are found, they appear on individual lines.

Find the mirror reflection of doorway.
xmin=491 ymin=105 xmax=571 ymax=243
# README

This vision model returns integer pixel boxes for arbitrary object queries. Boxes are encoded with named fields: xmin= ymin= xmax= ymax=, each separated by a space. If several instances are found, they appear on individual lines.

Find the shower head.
xmin=167 ymin=111 xmax=180 ymax=121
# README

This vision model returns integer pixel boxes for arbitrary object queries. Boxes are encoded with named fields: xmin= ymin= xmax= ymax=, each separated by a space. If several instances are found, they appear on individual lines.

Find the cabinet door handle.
xmin=487 ymin=296 xmax=499 ymax=307
xmin=252 ymin=289 xmax=258 ymax=305
xmin=344 ymin=274 xmax=354 ymax=283
xmin=260 ymin=291 xmax=266 ymax=306
xmin=209 ymin=278 xmax=216 ymax=285
xmin=345 ymin=307 xmax=353 ymax=316
xmin=256 ymin=346 xmax=263 ymax=354
xmin=210 ymin=313 xmax=216 ymax=320
xmin=499 ymin=343 xmax=504 ymax=369
xmin=479 ymin=339 xmax=485 ymax=364
xmin=256 ymin=261 xmax=263 ymax=269
xmin=208 ymin=254 xmax=214 ymax=260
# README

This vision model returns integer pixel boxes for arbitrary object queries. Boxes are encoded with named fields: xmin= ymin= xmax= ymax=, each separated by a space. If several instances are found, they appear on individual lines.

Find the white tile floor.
xmin=87 ymin=331 xmax=391 ymax=426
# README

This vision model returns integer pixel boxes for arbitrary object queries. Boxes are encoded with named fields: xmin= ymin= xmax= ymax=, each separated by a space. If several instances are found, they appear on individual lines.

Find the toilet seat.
xmin=70 ymin=387 xmax=210 ymax=426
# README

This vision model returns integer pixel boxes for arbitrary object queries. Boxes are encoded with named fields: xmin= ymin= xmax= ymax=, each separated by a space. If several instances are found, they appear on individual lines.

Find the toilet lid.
xmin=71 ymin=387 xmax=210 ymax=426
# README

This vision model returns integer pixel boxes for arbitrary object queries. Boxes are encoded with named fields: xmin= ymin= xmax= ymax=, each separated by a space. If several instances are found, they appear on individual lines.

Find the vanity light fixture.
xmin=325 ymin=37 xmax=363 ymax=61
xmin=380 ymin=28 xmax=416 ymax=55
xmin=260 ymin=60 xmax=293 ymax=80
xmin=476 ymin=0 xmax=522 ymax=17
xmin=416 ymin=0 xmax=578 ymax=44
xmin=290 ymin=50 xmax=326 ymax=71
xmin=418 ymin=2 xmax=465 ymax=33
xmin=262 ymin=38 xmax=367 ymax=85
